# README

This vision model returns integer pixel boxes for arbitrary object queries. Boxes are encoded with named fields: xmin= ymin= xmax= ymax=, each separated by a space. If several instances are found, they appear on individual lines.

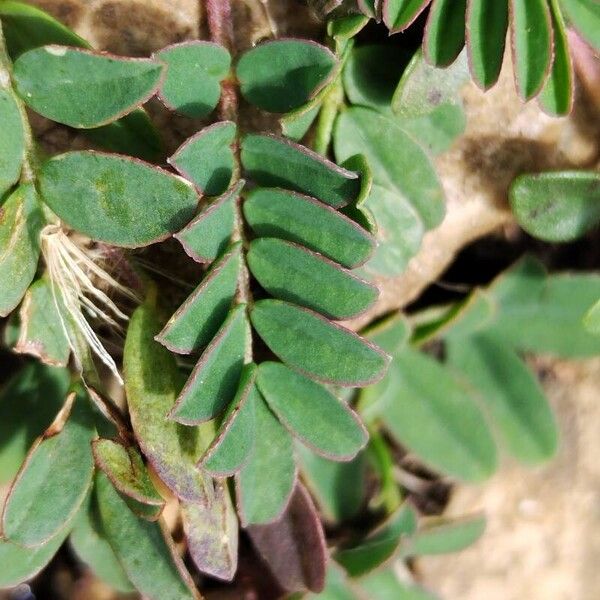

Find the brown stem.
xmin=206 ymin=0 xmax=237 ymax=122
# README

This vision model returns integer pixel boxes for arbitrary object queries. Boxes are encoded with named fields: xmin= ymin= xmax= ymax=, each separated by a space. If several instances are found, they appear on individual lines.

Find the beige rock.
xmin=418 ymin=358 xmax=600 ymax=600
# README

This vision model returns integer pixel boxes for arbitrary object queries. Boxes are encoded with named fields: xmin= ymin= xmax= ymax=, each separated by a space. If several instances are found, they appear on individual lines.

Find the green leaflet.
xmin=241 ymin=134 xmax=360 ymax=208
xmin=156 ymin=243 xmax=241 ymax=353
xmin=382 ymin=348 xmax=497 ymax=481
xmin=539 ymin=0 xmax=573 ymax=116
xmin=487 ymin=258 xmax=600 ymax=357
xmin=334 ymin=502 xmax=417 ymax=576
xmin=327 ymin=13 xmax=370 ymax=41
xmin=383 ymin=0 xmax=430 ymax=33
xmin=39 ymin=151 xmax=199 ymax=247
xmin=13 ymin=46 xmax=163 ymax=127
xmin=0 ymin=87 xmax=25 ymax=197
xmin=0 ymin=183 xmax=44 ymax=317
xmin=392 ymin=48 xmax=469 ymax=119
xmin=424 ymin=0 xmax=466 ymax=67
xmin=235 ymin=394 xmax=296 ymax=526
xmin=0 ymin=0 xmax=89 ymax=58
xmin=124 ymin=300 xmax=210 ymax=503
xmin=246 ymin=483 xmax=327 ymax=594
xmin=358 ymin=184 xmax=424 ymax=276
xmin=357 ymin=569 xmax=439 ymax=600
xmin=70 ymin=490 xmax=134 ymax=593
xmin=92 ymin=438 xmax=164 ymax=506
xmin=174 ymin=179 xmax=242 ymax=264
xmin=250 ymin=299 xmax=390 ymax=386
xmin=237 ymin=39 xmax=337 ymax=113
xmin=15 ymin=276 xmax=70 ymax=366
xmin=306 ymin=564 xmax=356 ymax=600
xmin=446 ymin=333 xmax=558 ymax=464
xmin=466 ymin=0 xmax=509 ymax=89
xmin=2 ymin=389 xmax=96 ymax=547
xmin=334 ymin=107 xmax=445 ymax=275
xmin=243 ymin=187 xmax=375 ymax=269
xmin=559 ymin=0 xmax=600 ymax=52
xmin=171 ymin=304 xmax=248 ymax=424
xmin=200 ymin=364 xmax=257 ymax=477
xmin=510 ymin=171 xmax=600 ymax=242
xmin=155 ymin=41 xmax=230 ymax=118
xmin=296 ymin=444 xmax=367 ymax=523
xmin=181 ymin=482 xmax=238 ymax=581
xmin=95 ymin=473 xmax=200 ymax=600
xmin=257 ymin=362 xmax=367 ymax=460
xmin=0 ymin=362 xmax=69 ymax=483
xmin=247 ymin=238 xmax=378 ymax=320
xmin=169 ymin=121 xmax=236 ymax=197
xmin=335 ymin=108 xmax=445 ymax=228
xmin=402 ymin=514 xmax=486 ymax=557
xmin=0 ymin=525 xmax=69 ymax=588
xmin=510 ymin=0 xmax=553 ymax=100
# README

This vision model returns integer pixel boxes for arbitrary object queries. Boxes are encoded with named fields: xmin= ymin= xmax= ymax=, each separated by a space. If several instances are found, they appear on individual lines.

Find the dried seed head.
xmin=41 ymin=224 xmax=139 ymax=385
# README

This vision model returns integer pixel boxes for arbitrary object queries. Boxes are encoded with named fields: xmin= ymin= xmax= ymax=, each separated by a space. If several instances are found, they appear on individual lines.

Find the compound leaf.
xmin=247 ymin=238 xmax=378 ymax=320
xmin=250 ymin=299 xmax=390 ymax=386
xmin=257 ymin=362 xmax=367 ymax=460
xmin=124 ymin=299 xmax=211 ymax=503
xmin=96 ymin=473 xmax=200 ymax=600
xmin=237 ymin=39 xmax=336 ymax=113
xmin=13 ymin=46 xmax=163 ymax=128
xmin=241 ymin=134 xmax=360 ymax=208
xmin=0 ymin=183 xmax=44 ymax=317
xmin=156 ymin=243 xmax=241 ymax=354
xmin=236 ymin=394 xmax=296 ymax=526
xmin=2 ymin=389 xmax=96 ymax=547
xmin=169 ymin=121 xmax=236 ymax=196
xmin=199 ymin=364 xmax=257 ymax=477
xmin=181 ymin=482 xmax=238 ymax=581
xmin=510 ymin=171 xmax=600 ymax=242
xmin=39 ymin=151 xmax=199 ymax=247
xmin=155 ymin=41 xmax=230 ymax=117
xmin=171 ymin=304 xmax=248 ymax=424
xmin=243 ymin=187 xmax=374 ymax=269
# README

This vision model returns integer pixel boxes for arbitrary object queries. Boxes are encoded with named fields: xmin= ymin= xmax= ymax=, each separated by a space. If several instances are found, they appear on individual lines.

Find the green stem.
xmin=313 ymin=74 xmax=344 ymax=156
xmin=367 ymin=426 xmax=402 ymax=514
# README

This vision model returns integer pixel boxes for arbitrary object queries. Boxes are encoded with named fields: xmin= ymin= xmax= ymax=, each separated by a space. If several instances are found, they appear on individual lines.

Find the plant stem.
xmin=314 ymin=77 xmax=344 ymax=156
xmin=367 ymin=427 xmax=403 ymax=514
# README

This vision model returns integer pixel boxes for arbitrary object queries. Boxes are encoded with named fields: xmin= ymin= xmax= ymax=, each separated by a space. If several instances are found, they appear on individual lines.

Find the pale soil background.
xmin=6 ymin=1 xmax=600 ymax=598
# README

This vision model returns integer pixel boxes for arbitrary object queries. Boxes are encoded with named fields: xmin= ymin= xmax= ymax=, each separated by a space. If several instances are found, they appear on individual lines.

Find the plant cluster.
xmin=0 ymin=0 xmax=599 ymax=599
